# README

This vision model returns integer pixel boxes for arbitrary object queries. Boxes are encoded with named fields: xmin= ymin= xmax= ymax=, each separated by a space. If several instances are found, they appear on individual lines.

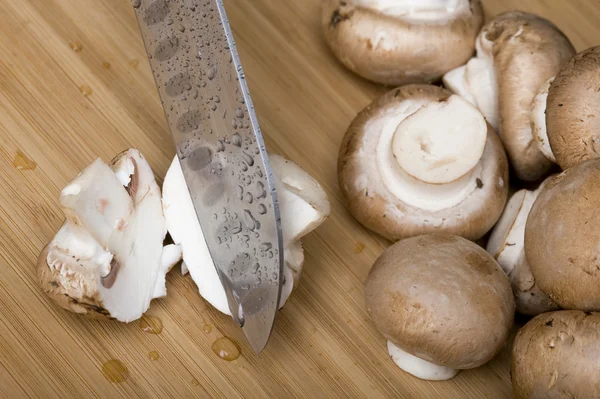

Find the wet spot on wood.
xmin=102 ymin=62 xmax=111 ymax=70
xmin=148 ymin=351 xmax=159 ymax=361
xmin=13 ymin=150 xmax=37 ymax=170
xmin=102 ymin=359 xmax=129 ymax=383
xmin=129 ymin=59 xmax=140 ymax=69
xmin=79 ymin=85 xmax=93 ymax=97
xmin=69 ymin=41 xmax=83 ymax=52
xmin=140 ymin=315 xmax=163 ymax=334
xmin=354 ymin=242 xmax=365 ymax=254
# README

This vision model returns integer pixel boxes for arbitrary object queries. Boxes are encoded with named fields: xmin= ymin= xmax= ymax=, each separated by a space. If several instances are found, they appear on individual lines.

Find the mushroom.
xmin=486 ymin=178 xmax=559 ymax=316
xmin=524 ymin=159 xmax=600 ymax=311
xmin=365 ymin=234 xmax=515 ymax=380
xmin=511 ymin=310 xmax=600 ymax=399
xmin=442 ymin=11 xmax=576 ymax=181
xmin=37 ymin=149 xmax=181 ymax=322
xmin=537 ymin=45 xmax=600 ymax=170
xmin=338 ymin=84 xmax=508 ymax=242
xmin=321 ymin=0 xmax=484 ymax=85
xmin=162 ymin=153 xmax=330 ymax=314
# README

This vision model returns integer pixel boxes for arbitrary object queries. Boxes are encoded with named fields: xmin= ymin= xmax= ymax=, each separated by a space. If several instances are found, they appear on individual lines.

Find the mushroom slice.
xmin=545 ymin=45 xmax=600 ymax=170
xmin=38 ymin=149 xmax=177 ymax=322
xmin=162 ymin=154 xmax=330 ymax=315
xmin=442 ymin=11 xmax=575 ymax=181
xmin=365 ymin=235 xmax=515 ymax=380
xmin=525 ymin=159 xmax=600 ymax=311
xmin=338 ymin=84 xmax=508 ymax=242
xmin=512 ymin=310 xmax=600 ymax=399
xmin=321 ymin=0 xmax=483 ymax=85
xmin=486 ymin=181 xmax=559 ymax=316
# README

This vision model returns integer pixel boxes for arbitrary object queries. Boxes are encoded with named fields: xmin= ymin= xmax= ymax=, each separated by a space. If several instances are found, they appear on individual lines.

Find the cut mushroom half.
xmin=321 ymin=0 xmax=484 ymax=85
xmin=365 ymin=235 xmax=515 ymax=380
xmin=162 ymin=153 xmax=330 ymax=315
xmin=486 ymin=178 xmax=559 ymax=316
xmin=338 ymin=84 xmax=508 ymax=242
xmin=37 ymin=149 xmax=180 ymax=322
xmin=442 ymin=11 xmax=575 ymax=181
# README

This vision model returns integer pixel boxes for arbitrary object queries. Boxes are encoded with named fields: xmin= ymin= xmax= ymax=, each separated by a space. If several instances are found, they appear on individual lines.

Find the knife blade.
xmin=131 ymin=0 xmax=284 ymax=353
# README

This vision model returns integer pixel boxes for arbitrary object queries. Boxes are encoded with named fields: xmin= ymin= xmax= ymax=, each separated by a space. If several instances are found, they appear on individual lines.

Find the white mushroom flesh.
xmin=53 ymin=150 xmax=176 ymax=322
xmin=531 ymin=77 xmax=556 ymax=163
xmin=387 ymin=341 xmax=459 ymax=380
xmin=162 ymin=154 xmax=329 ymax=315
xmin=443 ymin=34 xmax=499 ymax=131
xmin=350 ymin=0 xmax=471 ymax=21
xmin=375 ymin=96 xmax=486 ymax=211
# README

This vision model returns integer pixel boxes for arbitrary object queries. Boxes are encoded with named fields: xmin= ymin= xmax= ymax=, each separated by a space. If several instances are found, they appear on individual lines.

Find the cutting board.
xmin=1 ymin=1 xmax=598 ymax=398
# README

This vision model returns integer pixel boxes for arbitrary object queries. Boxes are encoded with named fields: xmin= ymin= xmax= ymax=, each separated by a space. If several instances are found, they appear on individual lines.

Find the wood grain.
xmin=0 ymin=0 xmax=598 ymax=398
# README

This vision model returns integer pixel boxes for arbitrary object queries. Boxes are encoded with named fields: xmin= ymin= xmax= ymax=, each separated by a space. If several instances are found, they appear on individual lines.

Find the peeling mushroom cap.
xmin=525 ymin=159 xmax=600 ymax=311
xmin=365 ymin=235 xmax=515 ymax=379
xmin=486 ymin=180 xmax=559 ymax=316
xmin=321 ymin=0 xmax=483 ymax=85
xmin=338 ymin=84 xmax=508 ymax=242
xmin=162 ymin=154 xmax=330 ymax=315
xmin=511 ymin=310 xmax=600 ymax=399
xmin=546 ymin=46 xmax=600 ymax=170
xmin=443 ymin=11 xmax=575 ymax=181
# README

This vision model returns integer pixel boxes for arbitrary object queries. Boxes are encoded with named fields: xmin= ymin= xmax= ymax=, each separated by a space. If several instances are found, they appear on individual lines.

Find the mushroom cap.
xmin=321 ymin=0 xmax=483 ymax=85
xmin=365 ymin=234 xmax=515 ymax=369
xmin=473 ymin=11 xmax=575 ymax=181
xmin=525 ymin=159 xmax=600 ymax=310
xmin=511 ymin=310 xmax=600 ymax=399
xmin=546 ymin=45 xmax=600 ymax=170
xmin=338 ymin=84 xmax=508 ymax=242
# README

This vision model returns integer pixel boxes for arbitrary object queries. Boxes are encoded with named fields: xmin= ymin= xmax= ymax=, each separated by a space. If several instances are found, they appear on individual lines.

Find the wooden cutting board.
xmin=0 ymin=1 xmax=598 ymax=397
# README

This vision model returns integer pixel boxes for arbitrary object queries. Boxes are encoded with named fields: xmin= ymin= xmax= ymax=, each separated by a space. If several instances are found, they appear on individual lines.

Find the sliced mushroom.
xmin=162 ymin=154 xmax=330 ymax=315
xmin=512 ymin=310 xmax=600 ymax=399
xmin=486 ymin=179 xmax=559 ymax=316
xmin=37 ymin=149 xmax=180 ymax=322
xmin=365 ymin=235 xmax=515 ymax=380
xmin=321 ymin=0 xmax=483 ymax=85
xmin=525 ymin=159 xmax=600 ymax=311
xmin=442 ymin=11 xmax=575 ymax=181
xmin=338 ymin=84 xmax=508 ymax=242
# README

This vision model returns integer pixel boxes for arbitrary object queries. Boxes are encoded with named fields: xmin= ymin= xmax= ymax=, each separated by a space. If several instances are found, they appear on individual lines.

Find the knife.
xmin=131 ymin=0 xmax=284 ymax=353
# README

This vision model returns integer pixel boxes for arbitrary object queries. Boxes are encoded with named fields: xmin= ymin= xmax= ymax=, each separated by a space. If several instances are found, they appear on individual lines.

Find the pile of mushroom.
xmin=442 ymin=11 xmax=576 ymax=181
xmin=321 ymin=0 xmax=484 ymax=85
xmin=38 ymin=149 xmax=330 ymax=321
xmin=365 ymin=235 xmax=514 ymax=380
xmin=338 ymin=84 xmax=508 ymax=242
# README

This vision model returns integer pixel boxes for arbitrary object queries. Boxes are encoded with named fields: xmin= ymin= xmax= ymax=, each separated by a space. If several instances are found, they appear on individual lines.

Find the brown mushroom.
xmin=525 ymin=159 xmax=600 ymax=311
xmin=338 ymin=84 xmax=508 ymax=242
xmin=512 ymin=310 xmax=600 ymax=399
xmin=365 ymin=234 xmax=515 ymax=380
xmin=443 ymin=11 xmax=576 ymax=181
xmin=321 ymin=0 xmax=484 ymax=85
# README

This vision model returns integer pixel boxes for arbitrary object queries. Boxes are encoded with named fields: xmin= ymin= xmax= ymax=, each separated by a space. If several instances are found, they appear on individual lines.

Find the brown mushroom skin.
xmin=483 ymin=11 xmax=575 ymax=181
xmin=338 ymin=84 xmax=509 ymax=242
xmin=547 ymin=46 xmax=600 ymax=170
xmin=365 ymin=235 xmax=515 ymax=370
xmin=36 ymin=244 xmax=111 ymax=320
xmin=321 ymin=0 xmax=484 ymax=86
xmin=512 ymin=310 xmax=600 ymax=399
xmin=525 ymin=159 xmax=600 ymax=311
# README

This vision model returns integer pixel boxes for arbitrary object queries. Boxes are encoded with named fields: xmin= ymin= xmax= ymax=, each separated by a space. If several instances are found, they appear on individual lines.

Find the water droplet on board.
xmin=203 ymin=324 xmax=213 ymax=333
xmin=69 ymin=41 xmax=83 ymax=52
xmin=13 ymin=150 xmax=36 ymax=170
xmin=148 ymin=351 xmax=160 ymax=361
xmin=211 ymin=337 xmax=241 ymax=361
xmin=79 ymin=85 xmax=92 ymax=97
xmin=102 ymin=359 xmax=129 ymax=383
xmin=191 ymin=378 xmax=201 ymax=386
xmin=140 ymin=315 xmax=163 ymax=334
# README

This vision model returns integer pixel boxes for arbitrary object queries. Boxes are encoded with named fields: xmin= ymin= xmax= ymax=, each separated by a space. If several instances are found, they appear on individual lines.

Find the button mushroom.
xmin=486 ymin=179 xmax=559 ymax=316
xmin=338 ymin=84 xmax=509 ymax=242
xmin=321 ymin=0 xmax=484 ymax=85
xmin=511 ymin=310 xmax=600 ymax=399
xmin=365 ymin=234 xmax=515 ymax=380
xmin=37 ymin=149 xmax=181 ymax=322
xmin=162 ymin=153 xmax=330 ymax=314
xmin=442 ymin=11 xmax=576 ymax=181
xmin=533 ymin=45 xmax=600 ymax=170
xmin=525 ymin=159 xmax=600 ymax=311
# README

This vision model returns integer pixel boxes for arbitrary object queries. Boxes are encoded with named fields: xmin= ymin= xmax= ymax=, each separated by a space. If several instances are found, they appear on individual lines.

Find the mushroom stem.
xmin=387 ymin=341 xmax=459 ymax=381
xmin=531 ymin=77 xmax=557 ymax=163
